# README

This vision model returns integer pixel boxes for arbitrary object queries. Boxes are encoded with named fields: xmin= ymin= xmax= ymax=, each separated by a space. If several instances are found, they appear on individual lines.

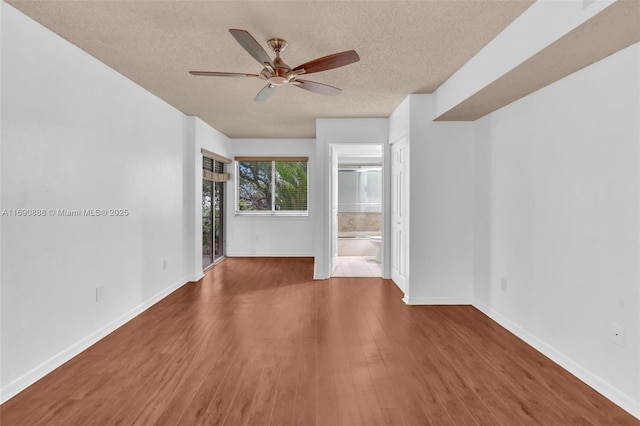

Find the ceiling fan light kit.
xmin=189 ymin=29 xmax=360 ymax=102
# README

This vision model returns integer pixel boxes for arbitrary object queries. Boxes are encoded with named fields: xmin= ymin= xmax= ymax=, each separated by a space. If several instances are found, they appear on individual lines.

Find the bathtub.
xmin=338 ymin=231 xmax=381 ymax=256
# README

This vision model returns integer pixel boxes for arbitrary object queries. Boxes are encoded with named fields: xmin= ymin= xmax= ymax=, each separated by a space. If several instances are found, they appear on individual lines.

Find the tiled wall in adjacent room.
xmin=338 ymin=212 xmax=382 ymax=233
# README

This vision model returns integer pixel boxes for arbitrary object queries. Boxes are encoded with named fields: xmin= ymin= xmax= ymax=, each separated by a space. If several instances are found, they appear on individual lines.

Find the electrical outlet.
xmin=96 ymin=287 xmax=104 ymax=303
xmin=609 ymin=323 xmax=625 ymax=346
xmin=162 ymin=259 xmax=167 ymax=270
xmin=500 ymin=278 xmax=508 ymax=292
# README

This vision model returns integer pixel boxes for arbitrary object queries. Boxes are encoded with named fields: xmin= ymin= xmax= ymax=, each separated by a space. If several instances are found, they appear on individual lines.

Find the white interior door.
xmin=391 ymin=138 xmax=408 ymax=291
xmin=330 ymin=145 xmax=339 ymax=274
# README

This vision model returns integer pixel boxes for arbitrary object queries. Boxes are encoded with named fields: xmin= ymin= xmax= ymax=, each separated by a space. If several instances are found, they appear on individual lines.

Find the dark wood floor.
xmin=1 ymin=257 xmax=638 ymax=425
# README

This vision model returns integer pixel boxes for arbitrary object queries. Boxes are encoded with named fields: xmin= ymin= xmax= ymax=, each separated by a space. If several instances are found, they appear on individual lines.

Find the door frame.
xmin=390 ymin=134 xmax=409 ymax=293
xmin=328 ymin=142 xmax=388 ymax=277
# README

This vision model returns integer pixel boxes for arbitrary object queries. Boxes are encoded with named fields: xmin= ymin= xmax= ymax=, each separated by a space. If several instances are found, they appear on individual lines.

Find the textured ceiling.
xmin=7 ymin=0 xmax=534 ymax=138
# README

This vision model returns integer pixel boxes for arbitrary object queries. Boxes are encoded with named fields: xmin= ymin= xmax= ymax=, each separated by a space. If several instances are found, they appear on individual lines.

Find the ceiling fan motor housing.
xmin=263 ymin=38 xmax=293 ymax=85
xmin=267 ymin=38 xmax=288 ymax=53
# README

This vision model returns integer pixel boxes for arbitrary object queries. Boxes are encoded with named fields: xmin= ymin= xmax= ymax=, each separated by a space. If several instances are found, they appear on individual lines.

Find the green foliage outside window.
xmin=238 ymin=160 xmax=308 ymax=213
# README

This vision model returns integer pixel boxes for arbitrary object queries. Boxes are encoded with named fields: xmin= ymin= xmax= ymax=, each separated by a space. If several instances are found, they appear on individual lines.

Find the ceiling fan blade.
xmin=294 ymin=79 xmax=342 ymax=96
xmin=292 ymin=50 xmax=359 ymax=75
xmin=189 ymin=71 xmax=259 ymax=77
xmin=254 ymin=84 xmax=276 ymax=102
xmin=229 ymin=29 xmax=274 ymax=68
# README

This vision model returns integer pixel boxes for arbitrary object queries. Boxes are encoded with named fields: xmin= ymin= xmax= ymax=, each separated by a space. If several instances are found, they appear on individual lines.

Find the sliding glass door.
xmin=203 ymin=180 xmax=214 ymax=269
xmin=213 ymin=181 xmax=224 ymax=260
xmin=203 ymin=157 xmax=226 ymax=270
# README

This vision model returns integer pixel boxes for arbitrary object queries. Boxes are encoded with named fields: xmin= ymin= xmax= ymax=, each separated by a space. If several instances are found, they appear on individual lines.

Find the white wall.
xmin=0 ymin=1 xmax=4 ymax=397
xmin=473 ymin=116 xmax=492 ymax=307
xmin=411 ymin=95 xmax=475 ymax=304
xmin=399 ymin=95 xmax=475 ymax=305
xmin=388 ymin=95 xmax=475 ymax=304
xmin=473 ymin=42 xmax=640 ymax=417
xmin=315 ymin=119 xmax=390 ymax=279
xmin=0 ymin=3 xmax=194 ymax=401
xmin=388 ymin=97 xmax=410 ymax=145
xmin=226 ymin=139 xmax=315 ymax=257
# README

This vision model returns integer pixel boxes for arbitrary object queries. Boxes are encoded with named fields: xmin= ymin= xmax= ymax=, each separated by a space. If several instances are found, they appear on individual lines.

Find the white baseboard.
xmin=188 ymin=272 xmax=205 ymax=282
xmin=0 ymin=276 xmax=191 ymax=404
xmin=403 ymin=296 xmax=472 ymax=305
xmin=473 ymin=300 xmax=640 ymax=421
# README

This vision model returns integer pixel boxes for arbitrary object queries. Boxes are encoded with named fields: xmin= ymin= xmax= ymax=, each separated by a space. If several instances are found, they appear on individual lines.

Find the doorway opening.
xmin=331 ymin=144 xmax=383 ymax=277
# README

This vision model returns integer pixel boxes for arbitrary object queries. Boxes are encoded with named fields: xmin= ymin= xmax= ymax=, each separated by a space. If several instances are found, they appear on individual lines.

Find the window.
xmin=338 ymin=167 xmax=382 ymax=212
xmin=236 ymin=157 xmax=308 ymax=215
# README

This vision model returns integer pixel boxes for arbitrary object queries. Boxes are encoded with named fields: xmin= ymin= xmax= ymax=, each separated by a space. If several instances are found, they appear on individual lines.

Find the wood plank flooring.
xmin=1 ymin=257 xmax=638 ymax=425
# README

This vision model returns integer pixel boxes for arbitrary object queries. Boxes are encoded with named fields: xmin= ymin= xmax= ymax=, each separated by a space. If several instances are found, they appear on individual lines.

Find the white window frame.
xmin=235 ymin=157 xmax=309 ymax=217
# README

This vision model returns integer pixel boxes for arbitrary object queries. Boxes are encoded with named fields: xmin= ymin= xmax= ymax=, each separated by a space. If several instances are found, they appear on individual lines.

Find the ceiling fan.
xmin=189 ymin=29 xmax=360 ymax=102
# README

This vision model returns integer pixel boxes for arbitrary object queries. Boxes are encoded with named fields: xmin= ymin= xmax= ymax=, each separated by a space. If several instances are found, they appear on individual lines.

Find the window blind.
xmin=235 ymin=157 xmax=308 ymax=214
xmin=201 ymin=149 xmax=231 ymax=163
xmin=203 ymin=154 xmax=229 ymax=182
